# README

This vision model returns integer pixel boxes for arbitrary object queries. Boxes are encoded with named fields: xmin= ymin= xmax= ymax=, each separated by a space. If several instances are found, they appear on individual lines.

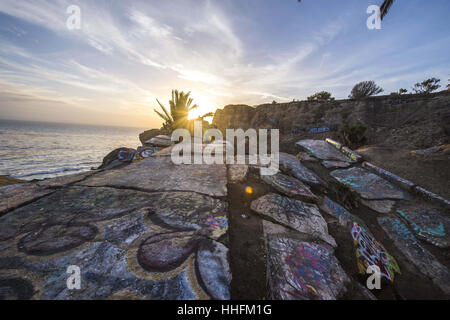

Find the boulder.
xmin=145 ymin=135 xmax=174 ymax=148
xmin=98 ymin=147 xmax=136 ymax=170
xmin=138 ymin=129 xmax=161 ymax=145
xmin=211 ymin=104 xmax=256 ymax=133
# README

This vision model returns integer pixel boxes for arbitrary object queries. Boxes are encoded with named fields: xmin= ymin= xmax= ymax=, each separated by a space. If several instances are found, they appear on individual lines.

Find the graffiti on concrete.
xmin=341 ymin=147 xmax=362 ymax=162
xmin=378 ymin=217 xmax=450 ymax=295
xmin=296 ymin=140 xmax=353 ymax=162
xmin=252 ymin=193 xmax=336 ymax=246
xmin=325 ymin=138 xmax=342 ymax=150
xmin=118 ymin=149 xmax=135 ymax=161
xmin=321 ymin=197 xmax=400 ymax=282
xmin=322 ymin=161 xmax=351 ymax=169
xmin=135 ymin=146 xmax=160 ymax=160
xmin=414 ymin=186 xmax=450 ymax=208
xmin=396 ymin=208 xmax=450 ymax=248
xmin=411 ymin=147 xmax=442 ymax=156
xmin=266 ymin=236 xmax=349 ymax=300
xmin=362 ymin=162 xmax=415 ymax=191
xmin=279 ymin=152 xmax=322 ymax=186
xmin=260 ymin=172 xmax=318 ymax=202
xmin=321 ymin=196 xmax=367 ymax=228
xmin=331 ymin=167 xmax=407 ymax=200
xmin=351 ymin=223 xmax=401 ymax=282
xmin=0 ymin=184 xmax=231 ymax=300
xmin=308 ymin=127 xmax=331 ymax=134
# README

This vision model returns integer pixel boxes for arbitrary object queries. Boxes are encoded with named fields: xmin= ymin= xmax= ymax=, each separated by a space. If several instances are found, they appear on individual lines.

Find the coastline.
xmin=0 ymin=175 xmax=26 ymax=187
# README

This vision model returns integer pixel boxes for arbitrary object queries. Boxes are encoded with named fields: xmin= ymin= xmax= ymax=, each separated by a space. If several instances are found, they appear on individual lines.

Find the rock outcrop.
xmin=138 ymin=129 xmax=162 ymax=145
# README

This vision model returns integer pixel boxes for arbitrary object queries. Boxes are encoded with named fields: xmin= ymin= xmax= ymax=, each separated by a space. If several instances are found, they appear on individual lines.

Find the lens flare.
xmin=245 ymin=186 xmax=253 ymax=194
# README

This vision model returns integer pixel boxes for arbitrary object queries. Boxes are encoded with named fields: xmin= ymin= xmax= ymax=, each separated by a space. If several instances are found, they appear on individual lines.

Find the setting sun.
xmin=187 ymin=94 xmax=218 ymax=122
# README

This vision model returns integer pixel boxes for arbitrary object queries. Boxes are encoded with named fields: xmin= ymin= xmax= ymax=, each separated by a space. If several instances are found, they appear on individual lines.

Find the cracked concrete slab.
xmin=378 ymin=217 xmax=450 ymax=295
xmin=0 ymin=183 xmax=54 ymax=215
xmin=396 ymin=206 xmax=450 ymax=248
xmin=0 ymin=184 xmax=230 ymax=299
xmin=331 ymin=167 xmax=408 ymax=200
xmin=260 ymin=171 xmax=318 ymax=203
xmin=265 ymin=235 xmax=349 ymax=300
xmin=251 ymin=193 xmax=336 ymax=246
xmin=78 ymin=156 xmax=227 ymax=197
xmin=296 ymin=140 xmax=354 ymax=162
xmin=278 ymin=152 xmax=323 ymax=186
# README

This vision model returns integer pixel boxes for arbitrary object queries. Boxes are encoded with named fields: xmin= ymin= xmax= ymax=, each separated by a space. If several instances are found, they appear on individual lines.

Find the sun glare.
xmin=188 ymin=94 xmax=217 ymax=122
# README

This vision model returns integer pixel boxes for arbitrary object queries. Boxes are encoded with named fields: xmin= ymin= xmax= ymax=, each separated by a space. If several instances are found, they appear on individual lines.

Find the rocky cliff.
xmin=212 ymin=91 xmax=450 ymax=199
xmin=213 ymin=92 xmax=450 ymax=148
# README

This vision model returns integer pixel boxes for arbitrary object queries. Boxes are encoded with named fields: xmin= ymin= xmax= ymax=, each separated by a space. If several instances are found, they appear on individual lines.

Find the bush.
xmin=412 ymin=78 xmax=441 ymax=94
xmin=390 ymin=88 xmax=407 ymax=97
xmin=340 ymin=124 xmax=367 ymax=148
xmin=349 ymin=81 xmax=383 ymax=99
xmin=307 ymin=91 xmax=335 ymax=101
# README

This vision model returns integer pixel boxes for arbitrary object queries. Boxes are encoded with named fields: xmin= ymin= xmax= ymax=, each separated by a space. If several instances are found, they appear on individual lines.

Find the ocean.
xmin=0 ymin=119 xmax=145 ymax=181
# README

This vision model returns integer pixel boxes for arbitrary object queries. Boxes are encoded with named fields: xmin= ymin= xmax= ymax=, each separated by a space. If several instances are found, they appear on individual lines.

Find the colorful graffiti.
xmin=397 ymin=209 xmax=449 ymax=248
xmin=363 ymin=162 xmax=415 ymax=190
xmin=206 ymin=217 xmax=228 ymax=228
xmin=321 ymin=197 xmax=400 ymax=282
xmin=351 ymin=223 xmax=401 ymax=281
xmin=118 ymin=149 xmax=135 ymax=161
xmin=322 ymin=196 xmax=367 ymax=229
xmin=267 ymin=237 xmax=348 ymax=300
xmin=135 ymin=146 xmax=160 ymax=160
xmin=331 ymin=167 xmax=407 ymax=200
xmin=341 ymin=147 xmax=361 ymax=162
xmin=308 ymin=127 xmax=331 ymax=134
xmin=296 ymin=140 xmax=352 ymax=162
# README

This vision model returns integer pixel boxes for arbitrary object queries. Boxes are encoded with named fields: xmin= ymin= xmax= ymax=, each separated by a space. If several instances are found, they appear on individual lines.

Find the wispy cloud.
xmin=0 ymin=0 xmax=449 ymax=126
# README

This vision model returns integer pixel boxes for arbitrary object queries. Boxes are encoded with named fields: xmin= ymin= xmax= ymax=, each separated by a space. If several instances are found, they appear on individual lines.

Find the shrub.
xmin=340 ymin=124 xmax=367 ymax=148
xmin=307 ymin=91 xmax=335 ymax=101
xmin=412 ymin=78 xmax=441 ymax=94
xmin=390 ymin=88 xmax=407 ymax=97
xmin=349 ymin=81 xmax=384 ymax=99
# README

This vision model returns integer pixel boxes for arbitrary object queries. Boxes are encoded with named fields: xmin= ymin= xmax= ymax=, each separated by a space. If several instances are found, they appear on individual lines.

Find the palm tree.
xmin=154 ymin=90 xmax=198 ymax=131
xmin=380 ymin=0 xmax=395 ymax=20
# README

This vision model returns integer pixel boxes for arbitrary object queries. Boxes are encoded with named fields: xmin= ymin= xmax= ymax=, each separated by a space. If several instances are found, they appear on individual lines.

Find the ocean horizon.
xmin=0 ymin=119 xmax=146 ymax=181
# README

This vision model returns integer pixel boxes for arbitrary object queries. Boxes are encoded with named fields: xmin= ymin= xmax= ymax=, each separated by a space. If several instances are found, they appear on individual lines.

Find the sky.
xmin=0 ymin=0 xmax=449 ymax=128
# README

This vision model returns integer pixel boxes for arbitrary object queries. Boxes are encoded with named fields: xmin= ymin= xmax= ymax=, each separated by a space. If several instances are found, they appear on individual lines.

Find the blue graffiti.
xmin=397 ymin=210 xmax=446 ymax=238
xmin=308 ymin=127 xmax=331 ymax=134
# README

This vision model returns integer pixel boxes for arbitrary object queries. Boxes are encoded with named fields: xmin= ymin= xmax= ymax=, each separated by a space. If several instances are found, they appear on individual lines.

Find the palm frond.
xmin=156 ymin=99 xmax=171 ymax=120
xmin=380 ymin=0 xmax=394 ymax=20
xmin=154 ymin=110 xmax=172 ymax=123
xmin=200 ymin=112 xmax=214 ymax=118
